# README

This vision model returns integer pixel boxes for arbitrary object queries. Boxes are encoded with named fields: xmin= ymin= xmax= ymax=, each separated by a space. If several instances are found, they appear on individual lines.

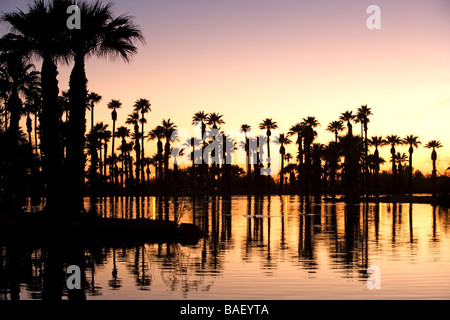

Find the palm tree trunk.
xmin=408 ymin=148 xmax=413 ymax=196
xmin=66 ymin=53 xmax=88 ymax=215
xmin=34 ymin=112 xmax=39 ymax=158
xmin=141 ymin=120 xmax=145 ymax=182
xmin=104 ymin=141 xmax=108 ymax=184
xmin=91 ymin=106 xmax=94 ymax=132
xmin=40 ymin=56 xmax=63 ymax=214
xmin=111 ymin=119 xmax=116 ymax=160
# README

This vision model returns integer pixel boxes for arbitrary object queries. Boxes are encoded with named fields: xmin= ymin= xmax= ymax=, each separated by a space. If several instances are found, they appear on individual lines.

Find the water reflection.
xmin=2 ymin=196 xmax=450 ymax=299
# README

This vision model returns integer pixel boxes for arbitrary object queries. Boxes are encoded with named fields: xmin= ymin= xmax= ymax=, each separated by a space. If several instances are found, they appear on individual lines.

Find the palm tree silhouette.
xmin=301 ymin=116 xmax=320 ymax=193
xmin=259 ymin=118 xmax=278 ymax=177
xmin=425 ymin=140 xmax=443 ymax=196
xmin=86 ymin=91 xmax=102 ymax=132
xmin=207 ymin=112 xmax=225 ymax=129
xmin=339 ymin=110 xmax=355 ymax=136
xmin=368 ymin=136 xmax=386 ymax=192
xmin=278 ymin=133 xmax=292 ymax=191
xmin=65 ymin=1 xmax=143 ymax=213
xmin=161 ymin=119 xmax=177 ymax=176
xmin=116 ymin=126 xmax=130 ymax=187
xmin=356 ymin=105 xmax=372 ymax=191
xmin=239 ymin=124 xmax=252 ymax=180
xmin=386 ymin=134 xmax=403 ymax=192
xmin=288 ymin=123 xmax=305 ymax=188
xmin=133 ymin=98 xmax=151 ymax=182
xmin=2 ymin=0 xmax=69 ymax=212
xmin=107 ymin=99 xmax=122 ymax=160
xmin=148 ymin=125 xmax=165 ymax=181
xmin=403 ymin=135 xmax=421 ymax=196
xmin=393 ymin=152 xmax=408 ymax=191
xmin=326 ymin=120 xmax=344 ymax=143
xmin=126 ymin=112 xmax=141 ymax=184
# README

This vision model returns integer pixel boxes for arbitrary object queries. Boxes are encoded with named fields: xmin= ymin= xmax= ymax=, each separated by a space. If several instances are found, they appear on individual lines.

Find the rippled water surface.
xmin=2 ymin=195 xmax=450 ymax=300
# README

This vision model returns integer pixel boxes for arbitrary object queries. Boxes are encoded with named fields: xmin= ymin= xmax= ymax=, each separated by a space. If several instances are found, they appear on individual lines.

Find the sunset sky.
xmin=1 ymin=0 xmax=449 ymax=174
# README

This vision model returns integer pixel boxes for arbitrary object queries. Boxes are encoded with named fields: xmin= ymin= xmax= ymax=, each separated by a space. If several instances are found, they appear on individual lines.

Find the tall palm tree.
xmin=86 ymin=91 xmax=102 ymax=131
xmin=192 ymin=110 xmax=209 ymax=183
xmin=0 ymin=54 xmax=40 ymax=140
xmin=100 ymin=127 xmax=111 ymax=183
xmin=2 ymin=0 xmax=69 ymax=213
xmin=385 ymin=134 xmax=403 ymax=192
xmin=192 ymin=110 xmax=208 ymax=143
xmin=394 ymin=152 xmax=408 ymax=191
xmin=147 ymin=125 xmax=165 ymax=181
xmin=288 ymin=123 xmax=305 ymax=187
xmin=403 ymin=135 xmax=421 ymax=195
xmin=161 ymin=119 xmax=177 ymax=175
xmin=339 ymin=111 xmax=355 ymax=136
xmin=65 ymin=0 xmax=144 ymax=213
xmin=356 ymin=105 xmax=373 ymax=190
xmin=301 ymin=116 xmax=320 ymax=193
xmin=239 ymin=124 xmax=252 ymax=179
xmin=278 ymin=133 xmax=291 ymax=190
xmin=259 ymin=118 xmax=278 ymax=176
xmin=116 ymin=126 xmax=130 ymax=186
xmin=133 ymin=98 xmax=151 ymax=182
xmin=368 ymin=136 xmax=386 ymax=191
xmin=107 ymin=99 xmax=121 ymax=159
xmin=326 ymin=120 xmax=344 ymax=143
xmin=425 ymin=140 xmax=443 ymax=196
xmin=126 ymin=112 xmax=141 ymax=183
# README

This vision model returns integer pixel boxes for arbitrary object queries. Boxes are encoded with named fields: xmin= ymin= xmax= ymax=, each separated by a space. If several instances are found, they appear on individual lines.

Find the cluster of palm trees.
xmin=0 ymin=0 xmax=144 ymax=214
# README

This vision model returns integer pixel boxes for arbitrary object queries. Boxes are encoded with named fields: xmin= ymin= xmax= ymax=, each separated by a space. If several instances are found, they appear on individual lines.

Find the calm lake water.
xmin=2 ymin=195 xmax=450 ymax=300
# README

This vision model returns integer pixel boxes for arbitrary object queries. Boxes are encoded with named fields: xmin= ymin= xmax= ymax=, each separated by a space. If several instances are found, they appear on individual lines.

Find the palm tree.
xmin=288 ymin=123 xmax=305 ymax=187
xmin=148 ymin=125 xmax=165 ymax=181
xmin=107 ymin=99 xmax=121 ymax=159
xmin=425 ymin=140 xmax=443 ymax=196
xmin=356 ymin=105 xmax=373 ymax=190
xmin=0 ymin=54 xmax=40 ymax=140
xmin=100 ymin=127 xmax=111 ymax=183
xmin=326 ymin=120 xmax=344 ymax=143
xmin=192 ymin=110 xmax=208 ymax=142
xmin=393 ymin=152 xmax=408 ymax=191
xmin=126 ymin=112 xmax=141 ymax=183
xmin=116 ymin=126 xmax=130 ymax=186
xmin=133 ymin=98 xmax=151 ymax=182
xmin=207 ymin=112 xmax=225 ymax=129
xmin=65 ymin=0 xmax=144 ymax=213
xmin=368 ymin=136 xmax=386 ymax=191
xmin=161 ymin=119 xmax=177 ymax=175
xmin=386 ymin=134 xmax=403 ymax=192
xmin=339 ymin=111 xmax=355 ymax=136
xmin=239 ymin=124 xmax=252 ymax=179
xmin=284 ymin=153 xmax=293 ymax=164
xmin=301 ymin=116 xmax=320 ymax=193
xmin=86 ymin=91 xmax=102 ymax=131
xmin=192 ymin=111 xmax=209 ymax=184
xmin=403 ymin=135 xmax=421 ymax=195
xmin=259 ymin=118 xmax=278 ymax=176
xmin=2 ymin=0 xmax=69 ymax=213
xmin=278 ymin=133 xmax=291 ymax=191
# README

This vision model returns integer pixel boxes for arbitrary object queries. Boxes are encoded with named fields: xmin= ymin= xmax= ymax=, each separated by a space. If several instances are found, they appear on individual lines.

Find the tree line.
xmin=0 ymin=0 xmax=448 ymax=216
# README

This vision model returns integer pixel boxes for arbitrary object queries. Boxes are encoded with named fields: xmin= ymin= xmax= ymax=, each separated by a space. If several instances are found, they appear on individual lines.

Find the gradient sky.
xmin=1 ymin=0 xmax=450 ymax=174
